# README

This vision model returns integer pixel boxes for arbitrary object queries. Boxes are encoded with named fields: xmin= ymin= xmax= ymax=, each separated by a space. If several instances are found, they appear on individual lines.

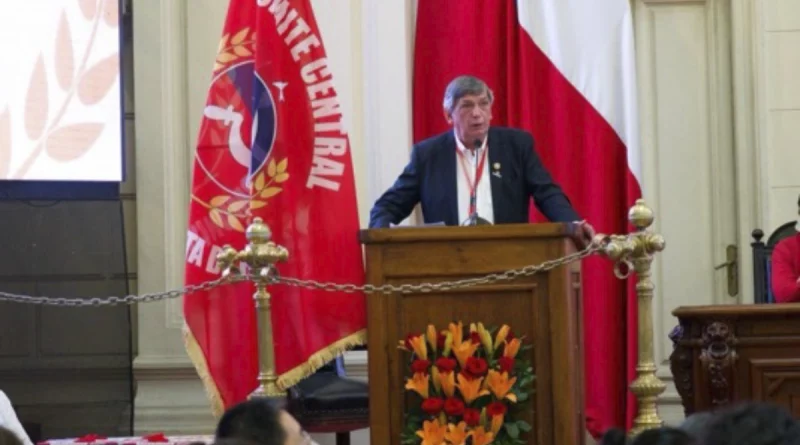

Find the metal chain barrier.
xmin=0 ymin=275 xmax=246 ymax=307
xmin=275 ymin=242 xmax=601 ymax=294
xmin=0 ymin=243 xmax=602 ymax=307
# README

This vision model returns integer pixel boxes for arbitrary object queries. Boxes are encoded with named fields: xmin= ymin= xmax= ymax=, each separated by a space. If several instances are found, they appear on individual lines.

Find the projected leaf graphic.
xmin=79 ymin=0 xmax=98 ymax=20
xmin=77 ymin=55 xmax=119 ymax=105
xmin=102 ymin=0 xmax=118 ymax=28
xmin=55 ymin=12 xmax=75 ymax=90
xmin=25 ymin=55 xmax=49 ymax=140
xmin=45 ymin=123 xmax=104 ymax=161
xmin=0 ymin=110 xmax=11 ymax=178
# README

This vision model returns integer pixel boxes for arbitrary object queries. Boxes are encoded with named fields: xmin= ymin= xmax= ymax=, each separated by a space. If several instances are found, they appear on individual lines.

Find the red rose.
xmin=444 ymin=397 xmax=465 ymax=416
xmin=470 ymin=332 xmax=482 ymax=345
xmin=465 ymin=357 xmax=488 ymax=377
xmin=463 ymin=408 xmax=481 ymax=426
xmin=498 ymin=356 xmax=515 ymax=373
xmin=435 ymin=357 xmax=457 ymax=374
xmin=486 ymin=401 xmax=507 ymax=417
xmin=507 ymin=329 xmax=515 ymax=341
xmin=437 ymin=332 xmax=447 ymax=349
xmin=421 ymin=398 xmax=444 ymax=416
xmin=411 ymin=359 xmax=431 ymax=374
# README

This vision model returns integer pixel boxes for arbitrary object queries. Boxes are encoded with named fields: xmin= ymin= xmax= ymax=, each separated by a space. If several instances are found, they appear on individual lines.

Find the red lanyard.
xmin=456 ymin=146 xmax=488 ymax=216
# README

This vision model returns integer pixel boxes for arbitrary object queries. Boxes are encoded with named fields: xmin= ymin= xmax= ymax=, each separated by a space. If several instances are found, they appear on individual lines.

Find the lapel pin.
xmin=492 ymin=162 xmax=502 ymax=178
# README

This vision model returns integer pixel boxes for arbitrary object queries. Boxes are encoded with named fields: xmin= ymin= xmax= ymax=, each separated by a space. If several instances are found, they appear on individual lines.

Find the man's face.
xmin=445 ymin=91 xmax=493 ymax=145
xmin=279 ymin=411 xmax=318 ymax=445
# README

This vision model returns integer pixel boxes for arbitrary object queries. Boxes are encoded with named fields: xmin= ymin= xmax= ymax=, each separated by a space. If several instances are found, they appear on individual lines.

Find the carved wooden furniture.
xmin=669 ymin=304 xmax=800 ymax=417
xmin=360 ymin=223 xmax=584 ymax=445
xmin=287 ymin=356 xmax=369 ymax=445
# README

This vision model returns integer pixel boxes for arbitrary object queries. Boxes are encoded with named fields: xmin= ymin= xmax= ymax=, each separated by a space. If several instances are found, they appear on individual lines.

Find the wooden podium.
xmin=359 ymin=223 xmax=585 ymax=445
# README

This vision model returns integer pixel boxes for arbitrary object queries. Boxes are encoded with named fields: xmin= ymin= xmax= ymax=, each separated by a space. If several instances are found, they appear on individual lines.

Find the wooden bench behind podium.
xmin=670 ymin=304 xmax=800 ymax=417
xmin=360 ymin=223 xmax=585 ymax=445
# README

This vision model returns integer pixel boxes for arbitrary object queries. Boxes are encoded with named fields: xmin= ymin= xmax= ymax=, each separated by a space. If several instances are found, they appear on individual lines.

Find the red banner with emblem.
xmin=183 ymin=0 xmax=366 ymax=415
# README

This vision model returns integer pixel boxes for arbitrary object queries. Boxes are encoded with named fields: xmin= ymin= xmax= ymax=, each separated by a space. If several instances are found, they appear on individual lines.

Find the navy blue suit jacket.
xmin=368 ymin=127 xmax=580 ymax=228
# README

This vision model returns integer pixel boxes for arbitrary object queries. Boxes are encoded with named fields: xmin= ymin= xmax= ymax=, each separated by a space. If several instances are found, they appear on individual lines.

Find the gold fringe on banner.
xmin=183 ymin=323 xmax=226 ymax=419
xmin=183 ymin=323 xmax=366 ymax=415
xmin=277 ymin=328 xmax=367 ymax=390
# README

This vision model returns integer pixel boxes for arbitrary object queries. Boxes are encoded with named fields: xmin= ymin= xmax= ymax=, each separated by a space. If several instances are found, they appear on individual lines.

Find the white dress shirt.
xmin=0 ymin=391 xmax=33 ymax=445
xmin=455 ymin=132 xmax=494 ymax=224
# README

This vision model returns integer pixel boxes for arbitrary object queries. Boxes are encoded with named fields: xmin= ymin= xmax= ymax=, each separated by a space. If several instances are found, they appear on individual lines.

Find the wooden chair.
xmin=286 ymin=351 xmax=369 ymax=445
xmin=751 ymin=221 xmax=798 ymax=303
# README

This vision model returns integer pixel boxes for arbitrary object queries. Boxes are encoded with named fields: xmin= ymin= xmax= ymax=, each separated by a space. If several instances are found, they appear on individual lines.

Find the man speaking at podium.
xmin=368 ymin=75 xmax=595 ymax=247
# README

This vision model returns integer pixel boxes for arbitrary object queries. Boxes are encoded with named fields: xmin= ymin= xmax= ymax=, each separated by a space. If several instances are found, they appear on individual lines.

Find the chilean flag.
xmin=413 ymin=0 xmax=642 ymax=436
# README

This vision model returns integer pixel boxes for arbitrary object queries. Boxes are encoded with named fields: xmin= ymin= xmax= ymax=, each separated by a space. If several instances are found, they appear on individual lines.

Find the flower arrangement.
xmin=399 ymin=322 xmax=535 ymax=445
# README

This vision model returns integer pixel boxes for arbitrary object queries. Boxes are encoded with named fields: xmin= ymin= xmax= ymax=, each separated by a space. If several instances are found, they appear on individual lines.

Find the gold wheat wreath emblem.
xmin=201 ymin=158 xmax=290 ymax=233
xmin=214 ymin=27 xmax=255 ymax=73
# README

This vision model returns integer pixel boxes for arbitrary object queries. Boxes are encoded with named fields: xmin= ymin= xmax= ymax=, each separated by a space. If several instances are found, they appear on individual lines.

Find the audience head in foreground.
xmin=601 ymin=402 xmax=800 ymax=445
xmin=215 ymin=399 xmax=318 ymax=445
xmin=702 ymin=402 xmax=800 ymax=445
xmin=601 ymin=426 xmax=696 ymax=445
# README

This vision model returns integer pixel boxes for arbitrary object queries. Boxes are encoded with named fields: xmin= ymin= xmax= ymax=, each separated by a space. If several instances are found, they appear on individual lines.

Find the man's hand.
xmin=572 ymin=220 xmax=596 ymax=250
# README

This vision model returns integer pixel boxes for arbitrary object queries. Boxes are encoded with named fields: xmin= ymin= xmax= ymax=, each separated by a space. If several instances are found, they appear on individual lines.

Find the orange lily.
xmin=448 ymin=322 xmax=464 ymax=349
xmin=445 ymin=422 xmax=469 ymax=445
xmin=415 ymin=419 xmax=447 ymax=445
xmin=453 ymin=339 xmax=479 ymax=368
xmin=490 ymin=414 xmax=505 ymax=435
xmin=405 ymin=372 xmax=430 ymax=399
xmin=456 ymin=372 xmax=489 ymax=404
xmin=409 ymin=334 xmax=428 ymax=360
xmin=503 ymin=338 xmax=521 ymax=358
xmin=439 ymin=370 xmax=455 ymax=398
xmin=431 ymin=367 xmax=442 ymax=393
xmin=469 ymin=426 xmax=494 ymax=445
xmin=427 ymin=324 xmax=438 ymax=354
xmin=486 ymin=370 xmax=517 ymax=402
xmin=494 ymin=325 xmax=510 ymax=349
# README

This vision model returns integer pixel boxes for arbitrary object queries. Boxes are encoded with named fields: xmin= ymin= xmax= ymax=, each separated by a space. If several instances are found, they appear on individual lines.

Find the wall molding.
xmin=731 ymin=0 xmax=761 ymax=304
xmin=360 ymin=1 xmax=418 ymax=225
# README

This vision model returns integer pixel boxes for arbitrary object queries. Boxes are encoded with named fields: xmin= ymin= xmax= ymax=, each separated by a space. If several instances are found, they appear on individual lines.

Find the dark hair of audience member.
xmin=0 ymin=427 xmax=23 ymax=445
xmin=702 ymin=402 xmax=800 ymax=445
xmin=600 ymin=426 xmax=696 ymax=445
xmin=215 ymin=399 xmax=286 ymax=445
xmin=679 ymin=411 xmax=714 ymax=440
xmin=601 ymin=427 xmax=629 ymax=445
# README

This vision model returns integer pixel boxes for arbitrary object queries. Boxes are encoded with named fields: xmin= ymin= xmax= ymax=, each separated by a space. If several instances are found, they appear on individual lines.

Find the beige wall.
xmin=755 ymin=0 xmax=800 ymax=229
xmin=130 ymin=0 xmax=800 ymax=439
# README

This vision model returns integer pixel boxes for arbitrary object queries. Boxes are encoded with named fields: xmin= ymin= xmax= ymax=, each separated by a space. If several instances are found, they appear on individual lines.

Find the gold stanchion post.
xmin=596 ymin=199 xmax=666 ymax=436
xmin=217 ymin=217 xmax=289 ymax=402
